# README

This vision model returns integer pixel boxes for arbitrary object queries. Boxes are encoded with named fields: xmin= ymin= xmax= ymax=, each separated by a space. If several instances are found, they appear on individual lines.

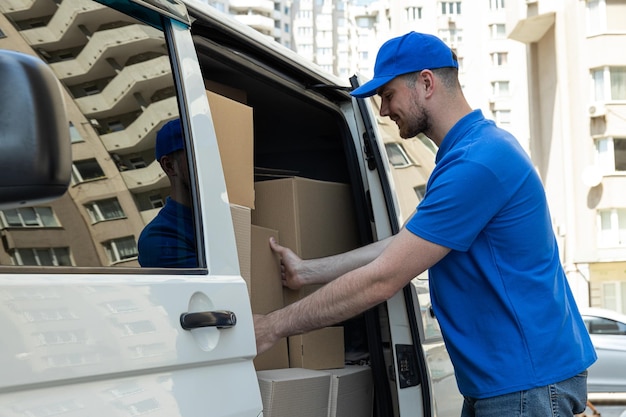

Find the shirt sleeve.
xmin=405 ymin=157 xmax=510 ymax=252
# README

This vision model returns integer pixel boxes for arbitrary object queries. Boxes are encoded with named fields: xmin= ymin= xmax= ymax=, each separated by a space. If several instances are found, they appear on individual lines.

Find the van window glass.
xmin=0 ymin=0 xmax=195 ymax=269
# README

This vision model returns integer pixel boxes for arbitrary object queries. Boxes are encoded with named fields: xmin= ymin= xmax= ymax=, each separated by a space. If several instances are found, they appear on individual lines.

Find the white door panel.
xmin=0 ymin=275 xmax=259 ymax=415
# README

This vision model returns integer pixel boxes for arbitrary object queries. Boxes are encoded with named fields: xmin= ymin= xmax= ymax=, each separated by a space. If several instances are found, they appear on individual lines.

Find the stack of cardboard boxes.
xmin=206 ymin=84 xmax=374 ymax=417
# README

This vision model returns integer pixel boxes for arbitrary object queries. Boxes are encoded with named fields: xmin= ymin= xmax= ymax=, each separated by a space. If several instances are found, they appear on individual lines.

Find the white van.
xmin=0 ymin=0 xmax=461 ymax=415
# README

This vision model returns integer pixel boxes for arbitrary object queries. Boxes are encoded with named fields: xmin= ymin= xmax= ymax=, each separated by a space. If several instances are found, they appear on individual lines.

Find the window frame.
xmin=0 ymin=207 xmax=60 ymax=228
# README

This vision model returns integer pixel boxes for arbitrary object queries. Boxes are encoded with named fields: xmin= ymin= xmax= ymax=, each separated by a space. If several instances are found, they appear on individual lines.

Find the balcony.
xmin=233 ymin=14 xmax=274 ymax=34
xmin=509 ymin=12 xmax=555 ymax=44
xmin=229 ymin=0 xmax=274 ymax=15
xmin=74 ymin=55 xmax=172 ymax=119
xmin=100 ymin=97 xmax=178 ymax=155
xmin=121 ymin=160 xmax=169 ymax=193
xmin=50 ymin=24 xmax=165 ymax=85
xmin=0 ymin=0 xmax=56 ymax=22
xmin=19 ymin=0 xmax=124 ymax=49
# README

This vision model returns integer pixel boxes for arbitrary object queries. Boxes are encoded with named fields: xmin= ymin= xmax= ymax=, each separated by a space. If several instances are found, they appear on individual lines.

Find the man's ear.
xmin=421 ymin=70 xmax=435 ymax=97
xmin=159 ymin=155 xmax=177 ymax=176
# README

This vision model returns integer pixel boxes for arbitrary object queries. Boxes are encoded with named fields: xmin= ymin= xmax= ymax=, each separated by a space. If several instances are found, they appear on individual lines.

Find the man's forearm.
xmin=301 ymin=236 xmax=393 ymax=285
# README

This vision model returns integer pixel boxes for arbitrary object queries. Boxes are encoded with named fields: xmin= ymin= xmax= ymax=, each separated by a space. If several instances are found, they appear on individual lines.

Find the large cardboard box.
xmin=230 ymin=204 xmax=251 ymax=287
xmin=326 ymin=365 xmax=374 ymax=417
xmin=252 ymin=177 xmax=361 ymax=305
xmin=250 ymin=225 xmax=283 ymax=313
xmin=257 ymin=368 xmax=331 ymax=417
xmin=254 ymin=338 xmax=289 ymax=371
xmin=252 ymin=177 xmax=360 ymax=260
xmin=206 ymin=90 xmax=254 ymax=208
xmin=289 ymin=327 xmax=345 ymax=370
xmin=250 ymin=225 xmax=289 ymax=371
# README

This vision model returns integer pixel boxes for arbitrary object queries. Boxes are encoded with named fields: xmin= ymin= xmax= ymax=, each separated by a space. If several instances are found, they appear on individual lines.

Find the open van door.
xmin=349 ymin=75 xmax=463 ymax=416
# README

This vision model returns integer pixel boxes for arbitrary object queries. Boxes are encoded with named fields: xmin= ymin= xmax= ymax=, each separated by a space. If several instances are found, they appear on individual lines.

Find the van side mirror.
xmin=0 ymin=50 xmax=71 ymax=209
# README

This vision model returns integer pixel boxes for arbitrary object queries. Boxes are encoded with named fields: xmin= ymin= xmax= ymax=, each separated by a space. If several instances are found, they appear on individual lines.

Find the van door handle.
xmin=180 ymin=310 xmax=237 ymax=330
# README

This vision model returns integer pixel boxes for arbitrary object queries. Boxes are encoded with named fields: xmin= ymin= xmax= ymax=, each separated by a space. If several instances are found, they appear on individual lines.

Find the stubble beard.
xmin=398 ymin=91 xmax=431 ymax=139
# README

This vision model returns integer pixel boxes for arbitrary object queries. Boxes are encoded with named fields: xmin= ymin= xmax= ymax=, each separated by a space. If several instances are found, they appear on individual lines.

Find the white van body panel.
xmin=0 ymin=275 xmax=261 ymax=416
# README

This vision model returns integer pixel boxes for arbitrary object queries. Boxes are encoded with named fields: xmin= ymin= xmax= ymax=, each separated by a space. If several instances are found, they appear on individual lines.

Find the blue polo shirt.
xmin=406 ymin=110 xmax=596 ymax=398
xmin=138 ymin=197 xmax=196 ymax=268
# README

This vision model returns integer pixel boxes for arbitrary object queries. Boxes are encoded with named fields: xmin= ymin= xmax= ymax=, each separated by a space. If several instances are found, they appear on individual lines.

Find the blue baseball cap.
xmin=155 ymin=118 xmax=184 ymax=160
xmin=351 ymin=32 xmax=458 ymax=98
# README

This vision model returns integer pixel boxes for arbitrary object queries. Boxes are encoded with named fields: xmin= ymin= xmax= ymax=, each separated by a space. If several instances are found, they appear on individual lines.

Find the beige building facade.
xmin=509 ymin=0 xmax=626 ymax=312
xmin=0 ymin=0 xmax=177 ymax=267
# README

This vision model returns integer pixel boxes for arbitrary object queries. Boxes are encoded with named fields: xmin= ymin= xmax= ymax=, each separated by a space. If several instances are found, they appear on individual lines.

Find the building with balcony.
xmin=0 ymin=0 xmax=176 ymax=267
xmin=509 ymin=0 xmax=626 ymax=312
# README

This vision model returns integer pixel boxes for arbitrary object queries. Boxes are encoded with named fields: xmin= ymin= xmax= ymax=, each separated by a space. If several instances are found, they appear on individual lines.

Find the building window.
xmin=385 ymin=143 xmax=412 ymax=168
xmin=596 ymin=137 xmax=626 ymax=172
xmin=71 ymin=159 xmax=105 ymax=183
xmin=491 ymin=80 xmax=510 ymax=96
xmin=592 ymin=66 xmax=626 ymax=101
xmin=489 ymin=23 xmax=506 ymax=39
xmin=129 ymin=157 xmax=147 ymax=169
xmin=440 ymin=1 xmax=461 ymax=15
xmin=600 ymin=281 xmax=626 ymax=315
xmin=149 ymin=195 xmax=164 ymax=209
xmin=491 ymin=52 xmax=508 ymax=66
xmin=406 ymin=6 xmax=422 ymax=21
xmin=69 ymin=122 xmax=84 ymax=143
xmin=106 ymin=120 xmax=125 ymax=132
xmin=104 ymin=236 xmax=138 ymax=263
xmin=493 ymin=110 xmax=511 ymax=125
xmin=82 ymin=84 xmax=101 ymax=96
xmin=85 ymin=198 xmax=125 ymax=223
xmin=598 ymin=208 xmax=626 ymax=247
xmin=489 ymin=0 xmax=505 ymax=10
xmin=438 ymin=28 xmax=462 ymax=45
xmin=414 ymin=184 xmax=427 ymax=201
xmin=586 ymin=0 xmax=604 ymax=34
xmin=0 ymin=207 xmax=59 ymax=228
xmin=12 ymin=247 xmax=72 ymax=266
xmin=123 ymin=320 xmax=156 ymax=335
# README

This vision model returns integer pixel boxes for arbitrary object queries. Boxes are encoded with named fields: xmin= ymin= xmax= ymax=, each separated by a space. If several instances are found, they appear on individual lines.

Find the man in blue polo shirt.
xmin=254 ymin=32 xmax=596 ymax=416
xmin=138 ymin=118 xmax=196 ymax=268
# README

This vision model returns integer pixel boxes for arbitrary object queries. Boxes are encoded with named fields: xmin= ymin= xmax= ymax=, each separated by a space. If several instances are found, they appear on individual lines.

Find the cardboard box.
xmin=289 ymin=327 xmax=345 ymax=370
xmin=205 ymin=80 xmax=247 ymax=104
xmin=250 ymin=225 xmax=283 ymax=313
xmin=250 ymin=225 xmax=290 ymax=371
xmin=206 ymin=90 xmax=254 ymax=208
xmin=230 ymin=204 xmax=251 ymax=287
xmin=326 ymin=365 xmax=374 ymax=417
xmin=255 ymin=338 xmax=289 ymax=371
xmin=257 ymin=368 xmax=331 ymax=417
xmin=252 ymin=177 xmax=360 ymax=260
xmin=252 ymin=177 xmax=361 ymax=305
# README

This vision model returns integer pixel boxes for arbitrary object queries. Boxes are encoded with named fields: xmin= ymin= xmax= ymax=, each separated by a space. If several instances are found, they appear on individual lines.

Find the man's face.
xmin=172 ymin=150 xmax=190 ymax=190
xmin=377 ymin=75 xmax=431 ymax=139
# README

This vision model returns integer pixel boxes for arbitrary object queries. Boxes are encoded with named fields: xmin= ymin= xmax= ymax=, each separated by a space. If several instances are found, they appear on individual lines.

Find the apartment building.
xmin=509 ymin=0 xmax=626 ymax=312
xmin=0 ymin=0 xmax=177 ymax=267
xmin=198 ymin=0 xmax=293 ymax=45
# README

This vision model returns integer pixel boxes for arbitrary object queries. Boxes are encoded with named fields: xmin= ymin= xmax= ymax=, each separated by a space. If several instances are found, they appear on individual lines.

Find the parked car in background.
xmin=581 ymin=308 xmax=626 ymax=395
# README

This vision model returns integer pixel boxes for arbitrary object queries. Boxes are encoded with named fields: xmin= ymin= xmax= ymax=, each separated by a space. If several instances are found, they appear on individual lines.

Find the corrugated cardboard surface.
xmin=251 ymin=177 xmax=360 ymax=259
xmin=206 ymin=90 xmax=254 ymax=208
xmin=257 ymin=368 xmax=331 ymax=417
xmin=255 ymin=337 xmax=289 ymax=371
xmin=251 ymin=225 xmax=289 ymax=371
xmin=250 ymin=225 xmax=283 ymax=313
xmin=230 ymin=204 xmax=251 ymax=289
xmin=326 ymin=365 xmax=374 ymax=417
xmin=289 ymin=327 xmax=345 ymax=370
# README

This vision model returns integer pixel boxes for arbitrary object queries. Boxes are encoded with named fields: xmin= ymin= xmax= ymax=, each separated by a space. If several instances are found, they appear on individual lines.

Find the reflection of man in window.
xmin=138 ymin=119 xmax=196 ymax=267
